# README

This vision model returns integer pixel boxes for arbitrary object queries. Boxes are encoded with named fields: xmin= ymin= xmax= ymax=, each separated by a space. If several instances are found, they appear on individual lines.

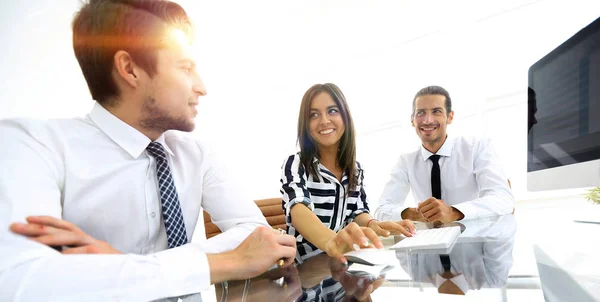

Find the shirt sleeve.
xmin=280 ymin=154 xmax=313 ymax=225
xmin=346 ymin=163 xmax=370 ymax=224
xmin=0 ymin=231 xmax=211 ymax=302
xmin=0 ymin=121 xmax=211 ymax=301
xmin=196 ymin=142 xmax=269 ymax=254
xmin=374 ymin=155 xmax=411 ymax=221
xmin=482 ymin=236 xmax=515 ymax=288
xmin=452 ymin=138 xmax=515 ymax=220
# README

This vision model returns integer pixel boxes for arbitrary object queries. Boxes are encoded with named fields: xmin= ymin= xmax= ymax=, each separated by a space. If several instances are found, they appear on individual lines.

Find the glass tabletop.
xmin=216 ymin=214 xmax=538 ymax=301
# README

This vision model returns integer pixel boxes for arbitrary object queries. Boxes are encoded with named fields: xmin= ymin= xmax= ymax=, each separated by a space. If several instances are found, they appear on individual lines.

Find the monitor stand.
xmin=573 ymin=218 xmax=600 ymax=224
xmin=573 ymin=211 xmax=600 ymax=224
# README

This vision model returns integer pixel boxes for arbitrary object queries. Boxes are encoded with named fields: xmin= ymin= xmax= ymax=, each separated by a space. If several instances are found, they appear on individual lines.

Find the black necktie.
xmin=430 ymin=154 xmax=450 ymax=270
xmin=440 ymin=254 xmax=451 ymax=272
xmin=429 ymin=155 xmax=441 ymax=199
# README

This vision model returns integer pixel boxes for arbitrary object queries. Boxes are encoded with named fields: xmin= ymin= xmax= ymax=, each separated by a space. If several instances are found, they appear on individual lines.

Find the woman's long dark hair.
xmin=297 ymin=83 xmax=358 ymax=192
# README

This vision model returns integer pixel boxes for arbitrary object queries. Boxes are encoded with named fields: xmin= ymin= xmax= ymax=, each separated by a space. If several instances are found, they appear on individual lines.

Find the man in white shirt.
xmin=0 ymin=1 xmax=296 ymax=301
xmin=375 ymin=85 xmax=514 ymax=223
xmin=397 ymin=215 xmax=517 ymax=294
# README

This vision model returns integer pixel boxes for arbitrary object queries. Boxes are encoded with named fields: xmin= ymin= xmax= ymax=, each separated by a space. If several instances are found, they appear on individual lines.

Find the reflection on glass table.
xmin=215 ymin=214 xmax=518 ymax=301
xmin=395 ymin=214 xmax=516 ymax=295
xmin=215 ymin=252 xmax=385 ymax=302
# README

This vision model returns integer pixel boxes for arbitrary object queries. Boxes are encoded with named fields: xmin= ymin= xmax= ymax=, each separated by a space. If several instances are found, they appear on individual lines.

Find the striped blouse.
xmin=280 ymin=153 xmax=370 ymax=263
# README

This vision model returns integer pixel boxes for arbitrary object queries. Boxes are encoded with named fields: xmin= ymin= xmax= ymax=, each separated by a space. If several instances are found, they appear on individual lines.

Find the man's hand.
xmin=213 ymin=226 xmax=296 ymax=282
xmin=400 ymin=208 xmax=428 ymax=222
xmin=324 ymin=222 xmax=383 ymax=264
xmin=262 ymin=263 xmax=303 ymax=300
xmin=9 ymin=216 xmax=121 ymax=254
xmin=417 ymin=197 xmax=464 ymax=223
xmin=368 ymin=220 xmax=416 ymax=237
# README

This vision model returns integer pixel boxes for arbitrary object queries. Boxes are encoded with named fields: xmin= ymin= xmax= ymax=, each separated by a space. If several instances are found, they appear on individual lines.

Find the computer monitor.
xmin=527 ymin=16 xmax=600 ymax=191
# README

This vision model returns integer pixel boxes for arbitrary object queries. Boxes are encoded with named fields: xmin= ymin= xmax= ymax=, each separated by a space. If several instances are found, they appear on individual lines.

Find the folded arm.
xmin=0 ymin=122 xmax=295 ymax=301
xmin=0 ymin=121 xmax=213 ymax=300
xmin=1 ymin=232 xmax=214 ymax=301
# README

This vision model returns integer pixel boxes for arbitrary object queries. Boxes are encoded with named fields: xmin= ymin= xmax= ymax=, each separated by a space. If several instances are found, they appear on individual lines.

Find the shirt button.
xmin=151 ymin=212 xmax=156 ymax=218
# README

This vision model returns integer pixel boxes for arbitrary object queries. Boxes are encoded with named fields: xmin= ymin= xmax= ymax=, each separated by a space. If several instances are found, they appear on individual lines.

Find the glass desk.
xmin=214 ymin=214 xmax=549 ymax=301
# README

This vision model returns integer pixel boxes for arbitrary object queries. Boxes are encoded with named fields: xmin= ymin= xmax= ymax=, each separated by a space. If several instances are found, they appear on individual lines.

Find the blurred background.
xmin=1 ymin=0 xmax=599 ymax=207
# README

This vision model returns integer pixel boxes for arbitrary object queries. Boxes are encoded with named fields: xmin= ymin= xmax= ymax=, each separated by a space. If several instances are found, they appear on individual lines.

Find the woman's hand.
xmin=324 ymin=222 xmax=383 ymax=263
xmin=368 ymin=219 xmax=417 ymax=237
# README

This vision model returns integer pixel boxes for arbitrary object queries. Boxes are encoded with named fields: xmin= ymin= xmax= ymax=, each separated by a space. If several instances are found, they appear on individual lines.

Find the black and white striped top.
xmin=298 ymin=277 xmax=345 ymax=301
xmin=280 ymin=153 xmax=370 ymax=263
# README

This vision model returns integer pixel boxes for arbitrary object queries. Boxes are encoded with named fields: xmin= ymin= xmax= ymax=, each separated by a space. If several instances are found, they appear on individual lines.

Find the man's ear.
xmin=411 ymin=115 xmax=415 ymax=127
xmin=113 ymin=50 xmax=141 ymax=88
xmin=447 ymin=110 xmax=454 ymax=125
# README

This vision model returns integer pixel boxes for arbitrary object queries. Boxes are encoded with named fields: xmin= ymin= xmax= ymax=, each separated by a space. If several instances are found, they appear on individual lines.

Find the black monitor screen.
xmin=528 ymin=16 xmax=600 ymax=173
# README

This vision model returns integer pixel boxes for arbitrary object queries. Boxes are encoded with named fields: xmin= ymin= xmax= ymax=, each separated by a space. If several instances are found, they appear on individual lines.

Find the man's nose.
xmin=423 ymin=113 xmax=434 ymax=123
xmin=193 ymin=74 xmax=207 ymax=96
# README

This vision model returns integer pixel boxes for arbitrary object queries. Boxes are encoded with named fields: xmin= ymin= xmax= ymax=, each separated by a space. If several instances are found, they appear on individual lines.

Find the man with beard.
xmin=0 ymin=1 xmax=296 ymax=301
xmin=374 ymin=86 xmax=514 ymax=223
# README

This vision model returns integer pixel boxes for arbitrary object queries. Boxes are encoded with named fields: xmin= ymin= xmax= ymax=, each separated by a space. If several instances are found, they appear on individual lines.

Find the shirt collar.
xmin=435 ymin=273 xmax=470 ymax=295
xmin=154 ymin=134 xmax=175 ymax=157
xmin=88 ymin=102 xmax=174 ymax=159
xmin=419 ymin=135 xmax=454 ymax=161
xmin=312 ymin=156 xmax=363 ymax=172
xmin=311 ymin=156 xmax=362 ymax=184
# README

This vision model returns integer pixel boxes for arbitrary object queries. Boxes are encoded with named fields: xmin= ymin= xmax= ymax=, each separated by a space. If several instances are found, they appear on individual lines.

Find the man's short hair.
xmin=72 ymin=0 xmax=193 ymax=105
xmin=412 ymin=85 xmax=452 ymax=116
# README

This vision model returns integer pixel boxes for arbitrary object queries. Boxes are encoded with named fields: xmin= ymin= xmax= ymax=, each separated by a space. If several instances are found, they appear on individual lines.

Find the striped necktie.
xmin=146 ymin=141 xmax=188 ymax=248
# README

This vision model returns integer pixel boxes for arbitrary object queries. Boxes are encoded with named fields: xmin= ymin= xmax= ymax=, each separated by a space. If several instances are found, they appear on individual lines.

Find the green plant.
xmin=584 ymin=187 xmax=600 ymax=205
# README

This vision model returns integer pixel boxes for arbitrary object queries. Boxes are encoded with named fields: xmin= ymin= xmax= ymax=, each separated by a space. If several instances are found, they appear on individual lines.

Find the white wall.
xmin=1 ymin=0 xmax=598 ymax=206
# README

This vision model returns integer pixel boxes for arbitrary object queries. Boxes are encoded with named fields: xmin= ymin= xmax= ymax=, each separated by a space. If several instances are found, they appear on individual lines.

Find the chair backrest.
xmin=255 ymin=198 xmax=287 ymax=230
xmin=203 ymin=211 xmax=222 ymax=239
xmin=203 ymin=198 xmax=285 ymax=239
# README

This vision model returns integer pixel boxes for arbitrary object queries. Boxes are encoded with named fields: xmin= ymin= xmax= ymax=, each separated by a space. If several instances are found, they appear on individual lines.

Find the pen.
xmin=277 ymin=228 xmax=286 ymax=267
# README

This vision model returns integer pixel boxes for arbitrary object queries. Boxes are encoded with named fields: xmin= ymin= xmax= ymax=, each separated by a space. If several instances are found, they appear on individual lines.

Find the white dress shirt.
xmin=375 ymin=136 xmax=514 ymax=221
xmin=397 ymin=214 xmax=517 ymax=291
xmin=0 ymin=103 xmax=268 ymax=301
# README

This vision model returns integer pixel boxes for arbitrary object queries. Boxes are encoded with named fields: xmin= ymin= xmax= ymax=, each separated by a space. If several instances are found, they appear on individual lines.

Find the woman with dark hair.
xmin=281 ymin=83 xmax=416 ymax=264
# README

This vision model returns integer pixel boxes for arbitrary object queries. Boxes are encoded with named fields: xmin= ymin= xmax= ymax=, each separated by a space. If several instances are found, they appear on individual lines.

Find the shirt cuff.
xmin=286 ymin=197 xmax=314 ymax=214
xmin=451 ymin=203 xmax=477 ymax=220
xmin=375 ymin=205 xmax=405 ymax=222
xmin=347 ymin=208 xmax=369 ymax=224
xmin=153 ymin=243 xmax=211 ymax=295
